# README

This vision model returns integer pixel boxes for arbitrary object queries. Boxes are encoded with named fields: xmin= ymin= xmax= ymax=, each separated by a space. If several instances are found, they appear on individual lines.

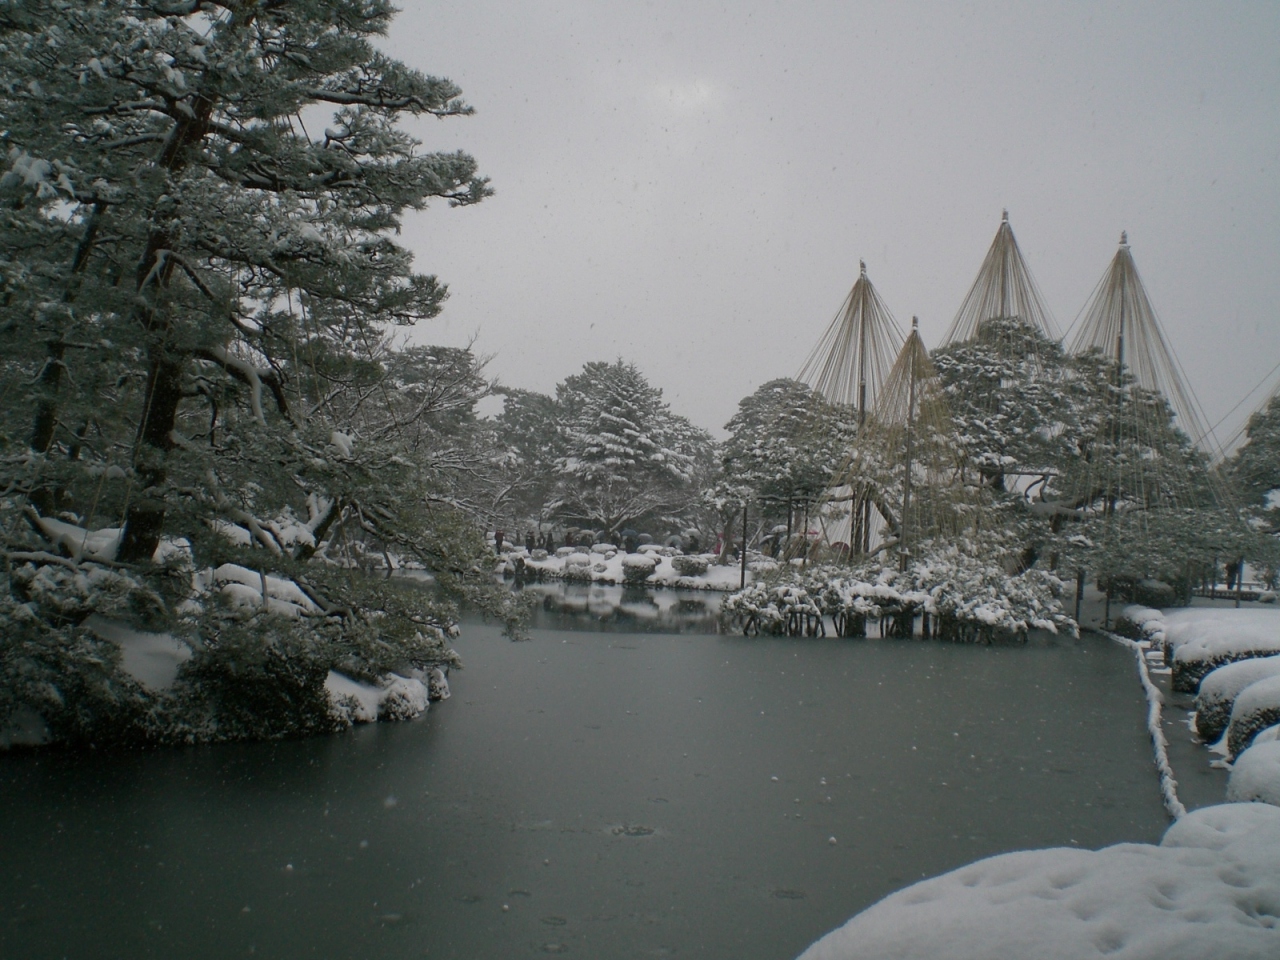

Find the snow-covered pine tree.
xmin=554 ymin=360 xmax=713 ymax=536
xmin=720 ymin=378 xmax=853 ymax=510
xmin=1232 ymin=394 xmax=1280 ymax=531
xmin=0 ymin=1 xmax=501 ymax=745
xmin=490 ymin=387 xmax=565 ymax=529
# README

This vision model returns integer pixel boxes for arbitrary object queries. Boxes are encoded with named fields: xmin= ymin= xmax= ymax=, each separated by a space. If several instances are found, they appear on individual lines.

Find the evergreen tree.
xmin=0 ymin=0 xmax=502 ymax=745
xmin=1232 ymin=393 xmax=1280 ymax=526
xmin=554 ymin=360 xmax=712 ymax=536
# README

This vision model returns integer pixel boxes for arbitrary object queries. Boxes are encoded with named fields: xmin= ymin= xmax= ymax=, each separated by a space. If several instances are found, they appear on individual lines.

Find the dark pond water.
xmin=1 ymin=590 xmax=1171 ymax=960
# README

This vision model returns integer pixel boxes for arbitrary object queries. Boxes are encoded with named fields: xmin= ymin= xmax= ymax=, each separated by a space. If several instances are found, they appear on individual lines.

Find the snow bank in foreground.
xmin=797 ymin=803 xmax=1280 ymax=960
xmin=1228 ymin=742 xmax=1280 ymax=806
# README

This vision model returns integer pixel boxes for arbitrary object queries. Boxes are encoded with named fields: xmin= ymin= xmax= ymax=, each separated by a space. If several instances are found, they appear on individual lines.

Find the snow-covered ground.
xmin=799 ymin=802 xmax=1280 ymax=960
xmin=797 ymin=605 xmax=1280 ymax=960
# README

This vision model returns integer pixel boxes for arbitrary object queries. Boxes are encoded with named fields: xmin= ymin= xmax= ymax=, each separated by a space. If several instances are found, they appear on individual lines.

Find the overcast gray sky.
xmin=379 ymin=1 xmax=1280 ymax=443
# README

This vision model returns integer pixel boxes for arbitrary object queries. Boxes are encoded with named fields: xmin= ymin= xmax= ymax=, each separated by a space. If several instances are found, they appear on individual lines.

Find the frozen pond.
xmin=1 ymin=595 xmax=1170 ymax=959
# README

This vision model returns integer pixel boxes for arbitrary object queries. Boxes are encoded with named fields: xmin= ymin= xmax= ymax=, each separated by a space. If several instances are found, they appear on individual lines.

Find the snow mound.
xmin=1166 ymin=608 xmax=1280 ymax=692
xmin=209 ymin=563 xmax=320 ymax=618
xmin=324 ymin=671 xmax=428 ymax=724
xmin=1196 ymin=655 xmax=1280 ymax=743
xmin=1228 ymin=674 xmax=1280 ymax=759
xmin=33 ymin=516 xmax=122 ymax=561
xmin=1228 ymin=742 xmax=1280 ymax=806
xmin=798 ymin=803 xmax=1280 ymax=960
xmin=85 ymin=615 xmax=191 ymax=691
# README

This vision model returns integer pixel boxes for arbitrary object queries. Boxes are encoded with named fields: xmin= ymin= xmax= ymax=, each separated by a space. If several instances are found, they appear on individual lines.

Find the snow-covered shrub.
xmin=1173 ymin=629 xmax=1280 ymax=693
xmin=722 ymin=580 xmax=824 ymax=636
xmin=1195 ymin=655 xmax=1280 ymax=743
xmin=530 ymin=549 xmax=549 ymax=561
xmin=1227 ymin=674 xmax=1280 ymax=759
xmin=591 ymin=562 xmax=608 ymax=573
xmin=672 ymin=555 xmax=709 ymax=577
xmin=555 ymin=546 xmax=575 ymax=558
xmin=622 ymin=554 xmax=657 ymax=583
xmin=1114 ymin=605 xmax=1166 ymax=642
xmin=563 ymin=559 xmax=592 ymax=581
xmin=1227 ymin=740 xmax=1280 ymax=806
xmin=591 ymin=543 xmax=616 ymax=555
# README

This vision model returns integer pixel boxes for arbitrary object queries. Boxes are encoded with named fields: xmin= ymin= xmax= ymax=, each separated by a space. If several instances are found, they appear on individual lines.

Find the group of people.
xmin=493 ymin=529 xmax=558 ymax=556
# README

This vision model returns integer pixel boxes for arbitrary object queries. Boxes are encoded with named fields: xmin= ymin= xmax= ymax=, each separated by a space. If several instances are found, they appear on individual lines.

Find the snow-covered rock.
xmin=32 ymin=516 xmax=121 ymax=561
xmin=208 ymin=563 xmax=320 ymax=618
xmin=798 ymin=803 xmax=1280 ymax=960
xmin=1196 ymin=655 xmax=1280 ymax=743
xmin=85 ymin=615 xmax=192 ymax=691
xmin=1227 ymin=674 xmax=1280 ymax=759
xmin=0 ymin=707 xmax=51 ymax=748
xmin=324 ymin=671 xmax=428 ymax=725
xmin=1227 ymin=741 xmax=1280 ymax=806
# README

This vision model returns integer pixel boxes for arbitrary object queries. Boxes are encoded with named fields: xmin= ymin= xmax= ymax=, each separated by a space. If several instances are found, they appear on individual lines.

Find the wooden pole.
xmin=1075 ymin=568 xmax=1085 ymax=624
xmin=739 ymin=502 xmax=749 ymax=590
xmin=900 ymin=319 xmax=918 ymax=572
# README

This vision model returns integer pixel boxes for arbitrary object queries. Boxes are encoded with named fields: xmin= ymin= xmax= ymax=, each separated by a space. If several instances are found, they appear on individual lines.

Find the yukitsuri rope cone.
xmin=1059 ymin=233 xmax=1246 ymax=613
xmin=823 ymin=318 xmax=972 ymax=567
xmin=797 ymin=261 xmax=906 ymax=553
xmin=942 ymin=210 xmax=1060 ymax=349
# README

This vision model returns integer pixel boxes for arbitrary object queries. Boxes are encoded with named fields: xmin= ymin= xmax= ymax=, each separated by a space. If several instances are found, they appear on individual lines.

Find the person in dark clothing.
xmin=525 ymin=531 xmax=536 ymax=552
xmin=494 ymin=530 xmax=504 ymax=556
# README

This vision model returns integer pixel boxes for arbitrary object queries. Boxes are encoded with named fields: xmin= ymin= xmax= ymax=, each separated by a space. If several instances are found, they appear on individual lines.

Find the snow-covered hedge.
xmin=1227 ymin=740 xmax=1280 ymax=806
xmin=797 ymin=802 xmax=1280 ymax=960
xmin=1195 ymin=655 xmax=1280 ymax=744
xmin=1227 ymin=674 xmax=1280 ymax=759
xmin=1164 ymin=608 xmax=1280 ymax=692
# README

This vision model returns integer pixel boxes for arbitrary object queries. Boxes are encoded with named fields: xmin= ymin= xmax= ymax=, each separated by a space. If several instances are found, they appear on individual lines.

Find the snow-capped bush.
xmin=622 ymin=554 xmax=657 ymax=583
xmin=1227 ymin=740 xmax=1280 ymax=806
xmin=591 ymin=543 xmax=616 ymax=555
xmin=722 ymin=545 xmax=1075 ymax=642
xmin=722 ymin=581 xmax=824 ymax=636
xmin=1227 ymin=674 xmax=1280 ymax=759
xmin=1195 ymin=655 xmax=1280 ymax=743
xmin=672 ymin=555 xmax=709 ymax=577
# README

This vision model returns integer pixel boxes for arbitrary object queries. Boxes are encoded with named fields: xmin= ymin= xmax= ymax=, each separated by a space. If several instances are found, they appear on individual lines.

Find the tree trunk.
xmin=118 ymin=351 xmax=185 ymax=562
